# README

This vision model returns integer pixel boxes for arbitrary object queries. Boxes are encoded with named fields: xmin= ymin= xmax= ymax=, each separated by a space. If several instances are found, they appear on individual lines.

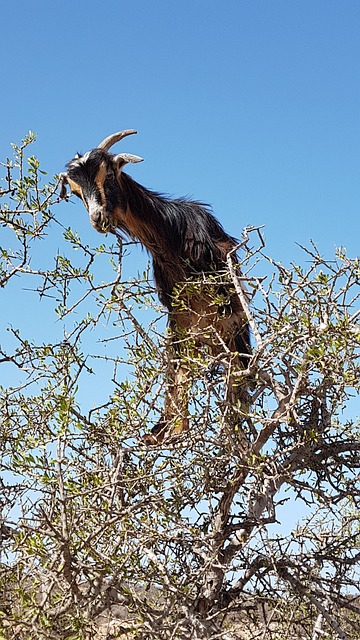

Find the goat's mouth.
xmin=88 ymin=206 xmax=113 ymax=234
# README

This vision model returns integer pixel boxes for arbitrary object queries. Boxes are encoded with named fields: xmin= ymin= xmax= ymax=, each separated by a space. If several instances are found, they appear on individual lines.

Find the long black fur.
xmin=65 ymin=149 xmax=251 ymax=364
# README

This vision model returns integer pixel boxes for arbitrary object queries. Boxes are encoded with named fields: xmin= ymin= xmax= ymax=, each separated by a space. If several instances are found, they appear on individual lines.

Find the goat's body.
xmin=61 ymin=131 xmax=251 ymax=443
xmin=116 ymin=176 xmax=251 ymax=443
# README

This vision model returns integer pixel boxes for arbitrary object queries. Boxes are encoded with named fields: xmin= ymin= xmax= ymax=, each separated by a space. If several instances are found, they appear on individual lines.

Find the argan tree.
xmin=0 ymin=135 xmax=359 ymax=639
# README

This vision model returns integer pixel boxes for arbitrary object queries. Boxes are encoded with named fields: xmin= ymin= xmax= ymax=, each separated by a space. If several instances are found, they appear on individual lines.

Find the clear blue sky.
xmin=1 ymin=0 xmax=359 ymax=263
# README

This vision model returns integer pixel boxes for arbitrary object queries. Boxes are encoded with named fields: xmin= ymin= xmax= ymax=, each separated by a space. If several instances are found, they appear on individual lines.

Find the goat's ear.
xmin=113 ymin=153 xmax=144 ymax=174
xmin=59 ymin=173 xmax=69 ymax=199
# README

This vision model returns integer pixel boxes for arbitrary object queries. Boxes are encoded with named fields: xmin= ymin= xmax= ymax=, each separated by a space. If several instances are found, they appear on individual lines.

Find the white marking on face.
xmin=69 ymin=151 xmax=90 ymax=169
xmin=87 ymin=194 xmax=103 ymax=216
xmin=74 ymin=151 xmax=90 ymax=164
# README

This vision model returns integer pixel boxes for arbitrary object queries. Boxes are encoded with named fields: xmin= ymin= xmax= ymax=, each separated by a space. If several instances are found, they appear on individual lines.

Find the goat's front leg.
xmin=143 ymin=344 xmax=190 ymax=446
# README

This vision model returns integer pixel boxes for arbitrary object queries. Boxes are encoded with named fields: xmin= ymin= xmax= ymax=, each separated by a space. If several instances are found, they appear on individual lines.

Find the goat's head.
xmin=59 ymin=130 xmax=143 ymax=233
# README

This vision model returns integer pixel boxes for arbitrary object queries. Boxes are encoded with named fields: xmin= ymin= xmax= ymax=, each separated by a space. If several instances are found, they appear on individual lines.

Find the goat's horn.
xmin=97 ymin=129 xmax=137 ymax=152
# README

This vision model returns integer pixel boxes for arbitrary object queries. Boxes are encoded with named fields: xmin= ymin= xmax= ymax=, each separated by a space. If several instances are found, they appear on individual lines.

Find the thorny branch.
xmin=0 ymin=141 xmax=359 ymax=639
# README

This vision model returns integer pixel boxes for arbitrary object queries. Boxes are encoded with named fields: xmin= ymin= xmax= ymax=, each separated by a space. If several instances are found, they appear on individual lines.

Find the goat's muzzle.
xmin=88 ymin=203 xmax=111 ymax=233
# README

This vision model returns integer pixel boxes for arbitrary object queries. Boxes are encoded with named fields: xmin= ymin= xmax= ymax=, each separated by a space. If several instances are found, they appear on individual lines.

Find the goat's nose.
xmin=88 ymin=204 xmax=109 ymax=232
xmin=89 ymin=208 xmax=102 ymax=223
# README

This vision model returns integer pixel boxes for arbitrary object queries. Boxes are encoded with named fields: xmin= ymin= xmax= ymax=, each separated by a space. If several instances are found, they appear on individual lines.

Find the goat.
xmin=59 ymin=130 xmax=251 ymax=444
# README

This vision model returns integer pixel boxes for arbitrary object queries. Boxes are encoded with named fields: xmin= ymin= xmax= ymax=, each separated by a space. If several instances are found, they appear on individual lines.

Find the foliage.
xmin=0 ymin=136 xmax=359 ymax=639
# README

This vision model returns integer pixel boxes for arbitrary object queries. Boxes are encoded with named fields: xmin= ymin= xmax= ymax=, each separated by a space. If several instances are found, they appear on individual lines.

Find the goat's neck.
xmin=116 ymin=173 xmax=171 ymax=257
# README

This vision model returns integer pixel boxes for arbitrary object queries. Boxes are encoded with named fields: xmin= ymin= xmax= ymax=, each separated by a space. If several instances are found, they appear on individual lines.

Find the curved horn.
xmin=97 ymin=129 xmax=137 ymax=152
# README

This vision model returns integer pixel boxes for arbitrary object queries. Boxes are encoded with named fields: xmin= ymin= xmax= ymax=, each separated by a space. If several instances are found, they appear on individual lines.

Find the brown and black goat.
xmin=60 ymin=130 xmax=251 ymax=444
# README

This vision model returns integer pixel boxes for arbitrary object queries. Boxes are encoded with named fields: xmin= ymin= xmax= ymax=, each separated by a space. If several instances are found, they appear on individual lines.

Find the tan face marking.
xmin=67 ymin=162 xmax=107 ymax=211
xmin=94 ymin=161 xmax=107 ymax=206
xmin=67 ymin=177 xmax=85 ymax=202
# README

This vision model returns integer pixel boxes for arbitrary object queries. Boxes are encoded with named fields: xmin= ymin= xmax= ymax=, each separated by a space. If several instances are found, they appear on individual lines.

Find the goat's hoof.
xmin=141 ymin=420 xmax=167 ymax=446
xmin=141 ymin=418 xmax=189 ymax=447
xmin=141 ymin=433 xmax=159 ymax=446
